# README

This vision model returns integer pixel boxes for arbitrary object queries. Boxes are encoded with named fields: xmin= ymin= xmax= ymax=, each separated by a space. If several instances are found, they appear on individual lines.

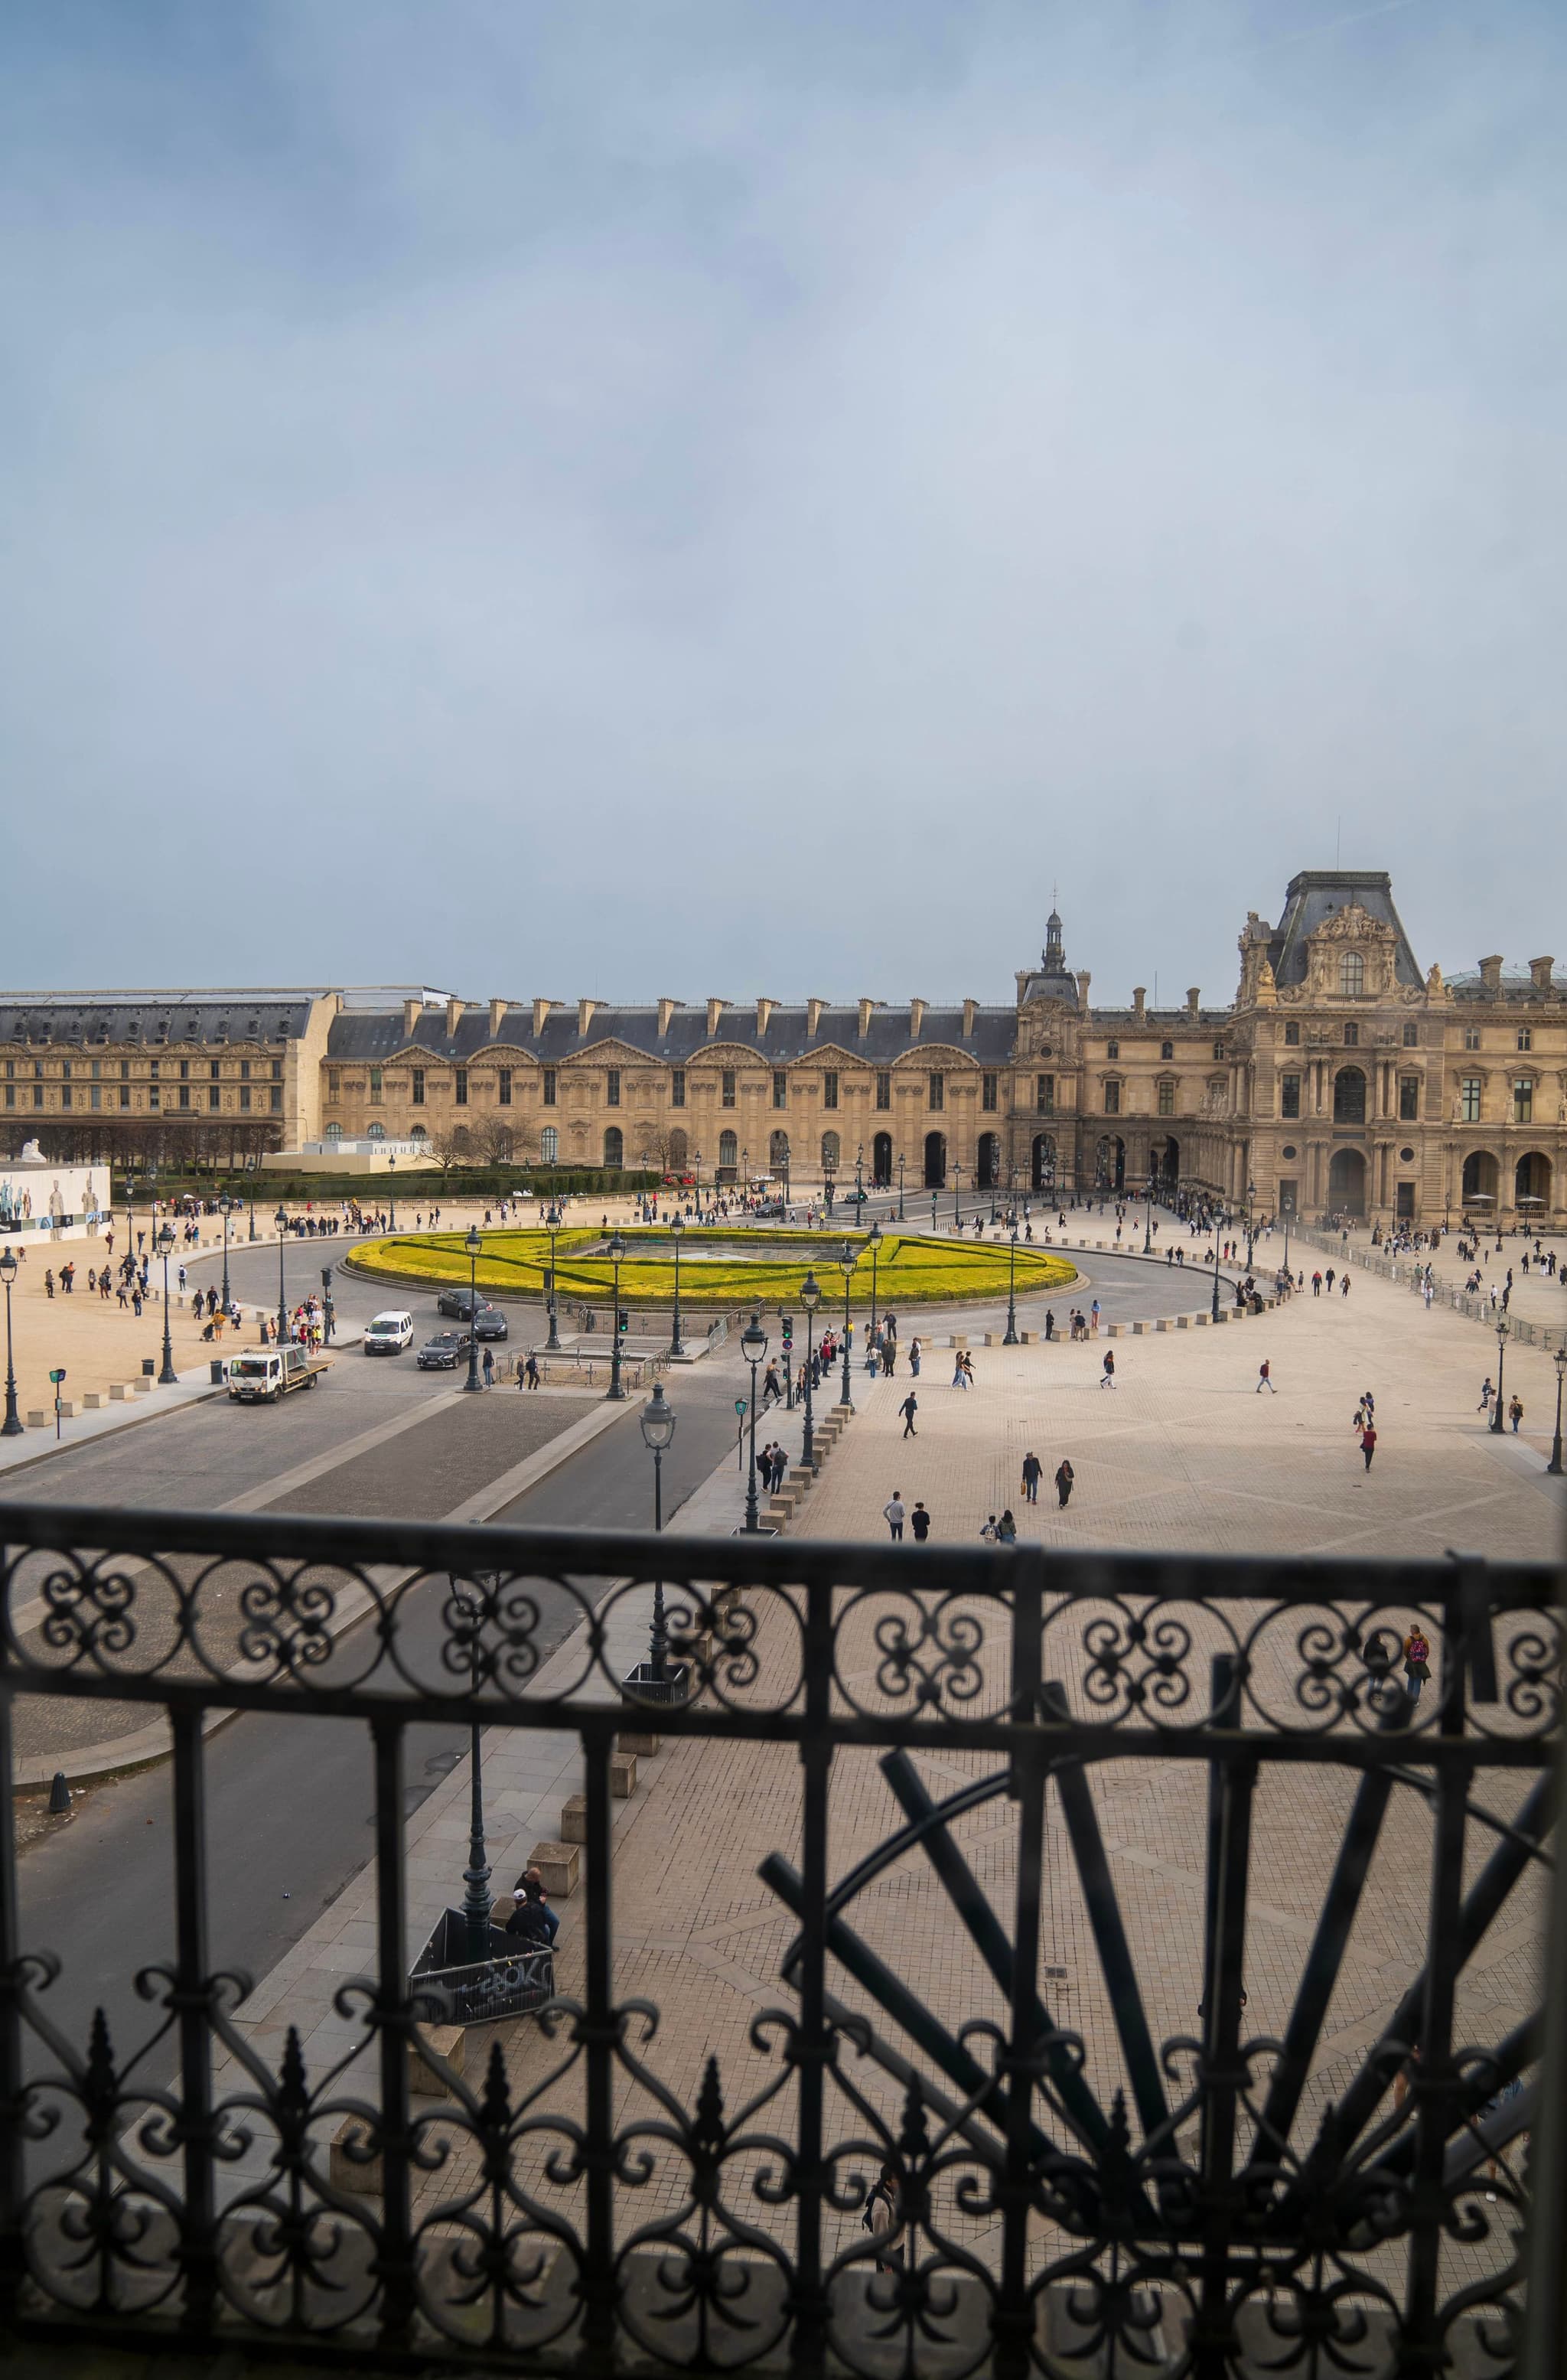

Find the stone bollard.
xmin=559 ymin=1795 xmax=588 ymax=1844
xmin=527 ymin=1840 xmax=580 ymax=1896
xmin=330 ymin=2118 xmax=383 ymax=2197
xmin=408 ymin=2025 xmax=466 ymax=2098
xmin=608 ymin=1752 xmax=637 ymax=1798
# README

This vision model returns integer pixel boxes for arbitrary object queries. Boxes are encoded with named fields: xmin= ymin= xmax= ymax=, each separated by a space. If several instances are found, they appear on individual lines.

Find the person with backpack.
xmin=1402 ymin=1624 xmax=1431 ymax=1698
xmin=1359 ymin=1417 xmax=1378 ymax=1472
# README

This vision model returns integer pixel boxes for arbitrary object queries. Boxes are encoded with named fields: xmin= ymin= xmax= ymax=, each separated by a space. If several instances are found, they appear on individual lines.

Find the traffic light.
xmin=321 ymin=1266 xmax=333 ymax=1292
xmin=617 ymin=1308 xmax=629 ymax=1335
xmin=780 ymin=1312 xmax=793 ymax=1348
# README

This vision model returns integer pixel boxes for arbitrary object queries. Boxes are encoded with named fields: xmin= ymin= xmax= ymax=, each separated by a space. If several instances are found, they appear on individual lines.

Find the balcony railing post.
xmin=997 ymin=1556 xmax=1045 ymax=2380
xmin=370 ymin=1717 xmax=416 ymax=2350
xmin=581 ymin=1718 xmax=618 ymax=2365
xmin=0 ymin=1692 xmax=24 ymax=2323
xmin=790 ymin=1573 xmax=834 ymax=2380
xmin=1194 ymin=1653 xmax=1255 ymax=2380
xmin=169 ymin=1708 xmax=218 ymax=2335
xmin=1522 ymin=1568 xmax=1567 ymax=2380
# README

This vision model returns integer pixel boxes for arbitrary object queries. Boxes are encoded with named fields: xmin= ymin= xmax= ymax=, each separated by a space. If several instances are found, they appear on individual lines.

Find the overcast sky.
xmin=2 ymin=2 xmax=1562 ymax=1010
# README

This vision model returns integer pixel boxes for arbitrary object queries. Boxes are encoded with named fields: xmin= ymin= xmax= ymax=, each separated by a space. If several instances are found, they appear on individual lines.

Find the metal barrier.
xmin=0 ymin=1505 xmax=1559 ymax=2376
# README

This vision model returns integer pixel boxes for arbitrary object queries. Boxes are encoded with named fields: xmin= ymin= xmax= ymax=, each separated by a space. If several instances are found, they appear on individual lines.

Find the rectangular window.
xmin=1517 ymin=1028 xmax=1533 ymax=1051
xmin=542 ymin=1068 xmax=557 ymax=1106
xmin=456 ymin=1068 xmax=469 ymax=1107
xmin=1036 ymin=1074 xmax=1054 ymax=1114
xmin=1513 ymin=1078 xmax=1533 ymax=1123
xmin=1399 ymin=1077 xmax=1419 ymax=1121
xmin=605 ymin=1068 xmax=619 ymax=1107
xmin=1106 ymin=1040 xmax=1119 ymax=1061
xmin=179 ymin=1059 xmax=191 ymax=1081
xmin=1343 ymin=1022 xmax=1358 ymax=1047
xmin=327 ymin=1070 xmax=340 ymax=1100
xmin=370 ymin=1067 xmax=383 ymax=1103
xmin=823 ymin=1071 xmax=839 ymax=1110
xmin=60 ymin=1085 xmax=71 ymax=1110
xmin=271 ymin=1060 xmax=282 ymax=1081
xmin=2 ymin=1061 xmax=11 ymax=1079
xmin=270 ymin=1086 xmax=283 ymax=1113
xmin=148 ymin=1085 xmax=160 ymax=1110
xmin=239 ymin=1059 xmax=251 ymax=1081
xmin=1464 ymin=1025 xmax=1481 ymax=1051
xmin=210 ymin=1059 xmax=220 ymax=1080
xmin=928 ymin=1072 xmax=944 ymax=1110
xmin=149 ymin=1059 xmax=160 ymax=1081
xmin=1402 ymin=1022 xmax=1419 ymax=1048
xmin=773 ymin=1071 xmax=787 ymax=1109
xmin=119 ymin=1060 xmax=129 ymax=1079
xmin=411 ymin=1069 xmax=424 ymax=1106
xmin=1158 ymin=1080 xmax=1175 ymax=1116
xmin=209 ymin=1085 xmax=221 ymax=1111
xmin=875 ymin=1071 xmax=891 ymax=1110
xmin=239 ymin=1086 xmax=251 ymax=1113
xmin=498 ymin=1068 xmax=512 ymax=1106
xmin=1103 ymin=1080 xmax=1121 ymax=1114
xmin=1281 ymin=1073 xmax=1301 ymax=1119
xmin=982 ymin=1072 xmax=998 ymax=1111
xmin=32 ymin=1084 xmax=43 ymax=1109
xmin=541 ymin=1124 xmax=559 ymax=1163
xmin=178 ymin=1086 xmax=191 ymax=1110
xmin=1461 ymin=1076 xmax=1481 ymax=1123
xmin=61 ymin=1061 xmax=71 ymax=1081
xmin=119 ymin=1086 xmax=130 ymax=1110
xmin=721 ymin=1069 xmax=736 ymax=1107
xmin=3 ymin=1087 xmax=13 ymax=1109
xmin=1284 ymin=1022 xmax=1301 ymax=1046
xmin=670 ymin=1068 xmax=685 ymax=1108
xmin=1212 ymin=1040 xmax=1225 ymax=1061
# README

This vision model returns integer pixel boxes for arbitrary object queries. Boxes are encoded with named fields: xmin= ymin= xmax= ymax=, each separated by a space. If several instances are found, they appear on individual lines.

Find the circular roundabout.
xmin=344 ymin=1225 xmax=1077 ymax=1309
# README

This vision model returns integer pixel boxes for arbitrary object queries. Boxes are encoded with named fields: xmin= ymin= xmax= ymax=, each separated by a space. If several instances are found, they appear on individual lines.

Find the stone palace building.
xmin=3 ymin=872 xmax=1562 ymax=1225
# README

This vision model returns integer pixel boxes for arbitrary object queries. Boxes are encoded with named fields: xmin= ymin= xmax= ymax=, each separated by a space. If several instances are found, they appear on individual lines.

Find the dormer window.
xmin=1340 ymin=950 xmax=1365 ymax=997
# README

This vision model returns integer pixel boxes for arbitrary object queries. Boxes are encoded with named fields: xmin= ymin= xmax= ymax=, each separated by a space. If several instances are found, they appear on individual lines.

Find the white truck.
xmin=224 ymin=1345 xmax=330 ymax=1404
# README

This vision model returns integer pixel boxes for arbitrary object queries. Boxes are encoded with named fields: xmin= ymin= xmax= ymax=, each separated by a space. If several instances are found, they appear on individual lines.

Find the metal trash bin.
xmin=210 ymin=1359 xmax=226 ymax=1384
xmin=142 ymin=1358 xmax=156 ymax=1377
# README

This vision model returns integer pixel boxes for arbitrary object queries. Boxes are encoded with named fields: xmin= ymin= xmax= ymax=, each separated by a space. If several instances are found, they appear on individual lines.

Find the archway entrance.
xmin=1514 ymin=1151 xmax=1552 ymax=1214
xmin=1461 ymin=1151 xmax=1499 ymax=1209
xmin=1327 ymin=1146 xmax=1367 ymax=1217
xmin=871 ymin=1133 xmax=892 ymax=1188
xmin=1158 ymin=1136 xmax=1179 ymax=1192
xmin=924 ymin=1131 xmax=946 ymax=1188
xmin=1094 ymin=1136 xmax=1126 ymax=1193
xmin=976 ymin=1132 xmax=999 ymax=1188
xmin=1333 ymin=1068 xmax=1367 ymax=1125
xmin=1032 ymin=1133 xmax=1057 ymax=1193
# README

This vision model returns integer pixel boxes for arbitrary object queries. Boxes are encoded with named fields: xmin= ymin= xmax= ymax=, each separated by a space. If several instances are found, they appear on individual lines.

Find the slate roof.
xmin=1266 ymin=872 xmax=1422 ymax=989
xmin=1447 ymin=972 xmax=1563 ymax=1003
xmin=0 ymin=991 xmax=324 ymax=1045
xmin=326 ymin=1005 xmax=1020 ymax=1065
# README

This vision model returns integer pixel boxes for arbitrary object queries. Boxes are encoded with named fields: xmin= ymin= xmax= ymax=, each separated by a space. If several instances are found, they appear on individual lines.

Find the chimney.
xmin=487 ymin=998 xmax=507 ymax=1038
xmin=858 ymin=997 xmax=875 ymax=1039
xmin=1186 ymin=986 xmax=1201 ymax=1019
xmin=1478 ymin=955 xmax=1503 ymax=996
xmin=578 ymin=998 xmax=598 ymax=1038
xmin=445 ymin=996 xmax=463 ymax=1038
xmin=402 ymin=996 xmax=421 ymax=1038
xmin=909 ymin=998 xmax=926 ymax=1038
xmin=1528 ymin=955 xmax=1555 ymax=993
xmin=657 ymin=996 xmax=681 ymax=1037
xmin=1132 ymin=986 xmax=1146 ymax=1022
xmin=1075 ymin=972 xmax=1092 ymax=1009
xmin=963 ymin=998 xmax=977 ymax=1039
xmin=531 ymin=996 xmax=557 ymax=1039
xmin=757 ymin=997 xmax=775 ymax=1037
xmin=806 ymin=996 xmax=826 ymax=1038
xmin=705 ymin=997 xmax=728 ymax=1038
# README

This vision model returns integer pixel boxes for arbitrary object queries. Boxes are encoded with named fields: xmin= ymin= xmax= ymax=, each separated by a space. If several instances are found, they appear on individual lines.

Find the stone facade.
xmin=3 ymin=875 xmax=1563 ymax=1222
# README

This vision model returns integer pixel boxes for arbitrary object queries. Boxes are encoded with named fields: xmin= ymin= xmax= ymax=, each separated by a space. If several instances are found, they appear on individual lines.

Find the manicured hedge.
xmin=345 ymin=1226 xmax=1077 ymax=1309
xmin=112 ymin=1166 xmax=658 ymax=1202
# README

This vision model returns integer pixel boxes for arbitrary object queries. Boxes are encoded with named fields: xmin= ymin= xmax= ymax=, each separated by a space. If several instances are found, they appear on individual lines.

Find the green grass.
xmin=345 ymin=1225 xmax=1077 ymax=1309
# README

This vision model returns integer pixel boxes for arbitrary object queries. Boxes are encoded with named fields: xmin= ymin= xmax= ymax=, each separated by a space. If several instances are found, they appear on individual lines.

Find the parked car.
xmin=436 ymin=1287 xmax=495 ymax=1320
xmin=363 ymin=1309 xmax=415 ymax=1355
xmin=472 ymin=1306 xmax=509 ymax=1342
xmin=417 ymin=1329 xmax=472 ymax=1370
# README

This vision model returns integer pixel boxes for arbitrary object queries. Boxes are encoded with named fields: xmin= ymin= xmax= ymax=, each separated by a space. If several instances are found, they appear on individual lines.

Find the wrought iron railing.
xmin=0 ymin=1504 xmax=1560 ymax=2378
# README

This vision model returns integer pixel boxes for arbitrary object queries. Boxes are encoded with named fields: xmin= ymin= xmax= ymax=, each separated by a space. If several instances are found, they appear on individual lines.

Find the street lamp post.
xmin=450 ymin=1573 xmax=494 ymax=1964
xmin=640 ymin=1380 xmax=677 ymax=1674
xmin=219 ymin=1193 xmax=233 ymax=1310
xmin=855 ymin=1144 xmax=865 ymax=1214
xmin=1245 ymin=1179 xmax=1257 ymax=1271
xmin=897 ymin=1153 xmax=906 ymax=1221
xmin=246 ymin=1179 xmax=256 ymax=1243
xmin=275 ymin=1205 xmax=290 ymax=1343
xmin=800 ymin=1270 xmax=821 ymax=1469
xmin=0 ymin=1247 xmax=22 ymax=1436
xmin=930 ymin=1189 xmax=939 ymax=1233
xmin=606 ymin=1230 xmax=627 ymax=1400
xmin=669 ymin=1211 xmax=686 ymax=1358
xmin=1491 ymin=1318 xmax=1509 ymax=1436
xmin=839 ymin=1240 xmax=856 ymax=1411
xmin=1003 ymin=1223 xmax=1020 ymax=1345
xmin=953 ymin=1161 xmax=963 ymax=1230
xmin=157 ymin=1221 xmax=178 ymax=1384
xmin=544 ymin=1201 xmax=562 ymax=1351
xmin=1210 ymin=1211 xmax=1223 ymax=1324
xmin=1548 ymin=1345 xmax=1566 ymax=1476
xmin=741 ymin=1312 xmax=767 ymax=1531
xmin=865 ymin=1221 xmax=883 ymax=1364
xmin=462 ymin=1226 xmax=484 ymax=1391
xmin=1143 ymin=1172 xmax=1155 ymax=1254
xmin=386 ymin=1155 xmax=397 ymax=1232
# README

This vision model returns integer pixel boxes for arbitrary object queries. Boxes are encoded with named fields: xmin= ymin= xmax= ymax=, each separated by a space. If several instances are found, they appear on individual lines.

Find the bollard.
xmin=48 ymin=1771 xmax=71 ymax=1815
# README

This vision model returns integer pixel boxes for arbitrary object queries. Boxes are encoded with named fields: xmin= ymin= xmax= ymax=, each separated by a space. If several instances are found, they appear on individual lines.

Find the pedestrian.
xmin=908 ymin=1338 xmax=921 ymax=1377
xmin=1360 ymin=1417 xmax=1377 ymax=1472
xmin=44 ymin=1269 xmax=54 ymax=1299
xmin=1325 ymin=1268 xmax=1336 ymax=1293
xmin=1021 ymin=1451 xmax=1041 ymax=1504
xmin=1402 ymin=1622 xmax=1431 ymax=1697
xmin=1100 ymin=1350 xmax=1116 ymax=1389
xmin=960 ymin=1351 xmax=976 ymax=1387
xmin=909 ymin=1500 xmax=932 ymax=1542
xmin=1341 ymin=1274 xmax=1351 ymax=1299
xmin=1477 ymin=1377 xmax=1494 ymax=1414
xmin=900 ymin=1391 xmax=918 ymax=1438
xmin=951 ymin=1351 xmax=966 ymax=1387
xmin=524 ymin=1351 xmax=541 ymax=1389
xmin=863 ymin=2163 xmax=906 ymax=2274
xmin=1507 ymin=1395 xmax=1523 ymax=1434
xmin=1256 ymin=1360 xmax=1275 ymax=1394
xmin=995 ymin=1508 xmax=1017 ymax=1542
xmin=883 ymin=1492 xmax=906 ymax=1541
xmin=482 ymin=1346 xmax=495 ymax=1387
xmin=1054 ymin=1458 xmax=1074 ymax=1508
xmin=979 ymin=1514 xmax=999 ymax=1541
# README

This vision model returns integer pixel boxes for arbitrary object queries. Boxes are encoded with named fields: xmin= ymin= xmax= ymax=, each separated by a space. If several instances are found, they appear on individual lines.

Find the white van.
xmin=363 ymin=1310 xmax=415 ymax=1356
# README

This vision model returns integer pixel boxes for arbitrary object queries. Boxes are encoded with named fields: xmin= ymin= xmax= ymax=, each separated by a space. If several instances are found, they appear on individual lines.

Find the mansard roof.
xmin=326 ymin=1003 xmax=1019 ymax=1065
xmin=1266 ymin=872 xmax=1422 ymax=989
xmin=0 ymin=990 xmax=324 ymax=1046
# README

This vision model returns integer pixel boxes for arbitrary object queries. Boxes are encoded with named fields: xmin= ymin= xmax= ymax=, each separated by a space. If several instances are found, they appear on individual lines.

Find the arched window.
xmin=1341 ymin=950 xmax=1365 ymax=997
xmin=718 ymin=1129 xmax=738 ymax=1171
xmin=1160 ymin=1041 xmax=1174 ymax=1061
xmin=604 ymin=1126 xmax=624 ymax=1169
xmin=770 ymin=1129 xmax=790 ymax=1172
xmin=409 ymin=1123 xmax=428 ymax=1143
xmin=540 ymin=1125 xmax=559 ymax=1163
xmin=367 ymin=1120 xmax=385 ymax=1140
xmin=821 ymin=1130 xmax=840 ymax=1172
xmin=324 ymin=1120 xmax=342 ymax=1143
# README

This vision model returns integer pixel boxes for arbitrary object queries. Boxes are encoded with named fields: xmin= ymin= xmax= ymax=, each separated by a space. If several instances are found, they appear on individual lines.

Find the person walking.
xmin=909 ymin=1500 xmax=932 ymax=1542
xmin=1477 ymin=1377 xmax=1494 ymax=1415
xmin=899 ymin=1390 xmax=918 ymax=1438
xmin=1256 ymin=1359 xmax=1275 ymax=1394
xmin=908 ymin=1338 xmax=921 ymax=1377
xmin=1054 ymin=1458 xmax=1075 ymax=1509
xmin=1402 ymin=1622 xmax=1431 ymax=1698
xmin=1359 ymin=1417 xmax=1377 ymax=1472
xmin=995 ymin=1508 xmax=1017 ymax=1542
xmin=1507 ymin=1394 xmax=1523 ymax=1434
xmin=960 ymin=1351 xmax=976 ymax=1388
xmin=482 ymin=1346 xmax=495 ymax=1388
xmin=1021 ymin=1451 xmax=1041 ymax=1504
xmin=951 ymin=1351 xmax=967 ymax=1388
xmin=882 ymin=1492 xmax=906 ymax=1541
xmin=1100 ymin=1349 xmax=1116 ymax=1389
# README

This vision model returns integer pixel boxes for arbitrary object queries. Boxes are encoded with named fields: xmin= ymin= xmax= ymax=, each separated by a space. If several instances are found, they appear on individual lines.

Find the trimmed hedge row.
xmin=112 ymin=1166 xmax=659 ymax=1202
